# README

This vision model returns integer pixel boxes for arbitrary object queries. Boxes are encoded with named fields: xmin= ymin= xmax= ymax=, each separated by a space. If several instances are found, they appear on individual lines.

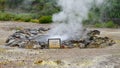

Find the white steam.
xmin=49 ymin=0 xmax=103 ymax=41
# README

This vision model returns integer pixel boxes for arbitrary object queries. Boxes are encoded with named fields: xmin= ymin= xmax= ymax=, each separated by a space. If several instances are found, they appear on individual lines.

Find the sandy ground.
xmin=0 ymin=21 xmax=120 ymax=68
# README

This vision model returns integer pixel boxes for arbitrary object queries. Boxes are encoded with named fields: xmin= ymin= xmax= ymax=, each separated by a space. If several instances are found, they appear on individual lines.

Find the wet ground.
xmin=0 ymin=21 xmax=120 ymax=68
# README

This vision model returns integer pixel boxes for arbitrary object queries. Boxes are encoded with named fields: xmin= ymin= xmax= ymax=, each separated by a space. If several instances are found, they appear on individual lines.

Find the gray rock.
xmin=5 ymin=28 xmax=115 ymax=49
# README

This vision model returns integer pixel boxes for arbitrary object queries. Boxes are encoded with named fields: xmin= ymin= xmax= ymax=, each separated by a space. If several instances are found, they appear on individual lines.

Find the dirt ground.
xmin=0 ymin=21 xmax=120 ymax=68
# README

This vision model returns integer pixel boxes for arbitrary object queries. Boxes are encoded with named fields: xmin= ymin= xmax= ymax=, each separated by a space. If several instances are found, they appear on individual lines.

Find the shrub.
xmin=0 ymin=12 xmax=14 ymax=21
xmin=13 ymin=14 xmax=21 ymax=21
xmin=95 ymin=23 xmax=104 ymax=28
xmin=39 ymin=16 xmax=52 ymax=24
xmin=21 ymin=16 xmax=31 ymax=22
xmin=13 ymin=14 xmax=32 ymax=22
xmin=30 ymin=19 xmax=39 ymax=23
xmin=105 ymin=21 xmax=115 ymax=28
xmin=94 ymin=21 xmax=116 ymax=28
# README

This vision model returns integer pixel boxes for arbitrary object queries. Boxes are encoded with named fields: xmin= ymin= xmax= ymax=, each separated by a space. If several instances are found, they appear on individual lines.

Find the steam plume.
xmin=49 ymin=0 xmax=104 ymax=41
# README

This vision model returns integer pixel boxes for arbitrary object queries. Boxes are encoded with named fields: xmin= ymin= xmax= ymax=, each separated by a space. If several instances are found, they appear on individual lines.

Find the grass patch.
xmin=0 ymin=12 xmax=53 ymax=24
xmin=13 ymin=14 xmax=33 ymax=22
xmin=30 ymin=19 xmax=39 ymax=23
xmin=39 ymin=16 xmax=52 ymax=24
xmin=0 ymin=12 xmax=14 ymax=21
xmin=95 ymin=21 xmax=117 ymax=28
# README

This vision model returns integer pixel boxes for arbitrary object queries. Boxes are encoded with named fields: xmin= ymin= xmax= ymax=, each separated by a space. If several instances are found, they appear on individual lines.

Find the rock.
xmin=6 ymin=39 xmax=21 ymax=47
xmin=87 ymin=30 xmax=100 ymax=36
xmin=5 ymin=28 xmax=115 ymax=49
xmin=34 ymin=60 xmax=43 ymax=65
xmin=29 ymin=29 xmax=39 ymax=35
xmin=5 ymin=27 xmax=49 ymax=48
xmin=38 ymin=27 xmax=50 ymax=31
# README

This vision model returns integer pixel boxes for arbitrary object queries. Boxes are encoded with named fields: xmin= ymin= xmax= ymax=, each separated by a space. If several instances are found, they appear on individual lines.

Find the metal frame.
xmin=48 ymin=38 xmax=61 ymax=49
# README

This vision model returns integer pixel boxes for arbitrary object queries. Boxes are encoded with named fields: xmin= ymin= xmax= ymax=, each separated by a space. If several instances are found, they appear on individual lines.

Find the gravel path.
xmin=0 ymin=21 xmax=120 ymax=68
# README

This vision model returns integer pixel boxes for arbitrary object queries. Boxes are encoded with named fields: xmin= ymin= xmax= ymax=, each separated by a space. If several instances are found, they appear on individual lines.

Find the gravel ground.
xmin=0 ymin=21 xmax=120 ymax=68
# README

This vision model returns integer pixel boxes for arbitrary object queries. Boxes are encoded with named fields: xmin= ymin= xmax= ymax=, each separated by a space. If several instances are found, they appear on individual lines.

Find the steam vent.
xmin=5 ymin=27 xmax=115 ymax=49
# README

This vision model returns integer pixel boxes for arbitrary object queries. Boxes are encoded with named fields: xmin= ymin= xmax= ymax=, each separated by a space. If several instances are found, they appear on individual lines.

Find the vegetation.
xmin=0 ymin=0 xmax=119 ymax=27
xmin=0 ymin=0 xmax=59 ymax=23
xmin=94 ymin=21 xmax=118 ymax=28
xmin=39 ymin=16 xmax=52 ymax=23
xmin=84 ymin=0 xmax=120 ymax=27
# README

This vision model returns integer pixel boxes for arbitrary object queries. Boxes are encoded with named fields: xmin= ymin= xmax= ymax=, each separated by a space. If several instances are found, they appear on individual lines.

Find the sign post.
xmin=48 ymin=38 xmax=61 ymax=49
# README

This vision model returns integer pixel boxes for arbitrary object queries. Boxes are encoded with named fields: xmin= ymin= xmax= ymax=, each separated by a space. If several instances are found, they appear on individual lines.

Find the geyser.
xmin=5 ymin=0 xmax=115 ymax=49
xmin=48 ymin=0 xmax=104 ymax=41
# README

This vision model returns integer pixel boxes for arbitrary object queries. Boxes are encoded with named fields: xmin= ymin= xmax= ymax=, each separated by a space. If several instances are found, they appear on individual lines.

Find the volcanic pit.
xmin=5 ymin=27 xmax=115 ymax=49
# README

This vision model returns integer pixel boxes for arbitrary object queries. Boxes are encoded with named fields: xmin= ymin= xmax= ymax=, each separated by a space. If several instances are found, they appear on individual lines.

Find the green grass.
xmin=0 ymin=12 xmax=33 ymax=22
xmin=30 ymin=19 xmax=39 ymax=23
xmin=39 ymin=16 xmax=52 ymax=24
xmin=13 ymin=14 xmax=32 ymax=22
xmin=0 ymin=12 xmax=53 ymax=24
xmin=0 ymin=12 xmax=14 ymax=21
xmin=94 ymin=21 xmax=117 ymax=28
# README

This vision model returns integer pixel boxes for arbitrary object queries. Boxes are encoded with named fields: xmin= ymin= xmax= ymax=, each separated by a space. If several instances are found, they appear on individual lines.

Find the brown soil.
xmin=0 ymin=21 xmax=120 ymax=68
